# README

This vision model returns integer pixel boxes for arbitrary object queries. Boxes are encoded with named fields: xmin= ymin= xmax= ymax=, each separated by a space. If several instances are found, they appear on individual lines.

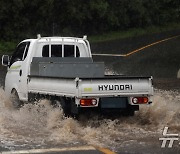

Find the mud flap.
xmin=71 ymin=101 xmax=79 ymax=115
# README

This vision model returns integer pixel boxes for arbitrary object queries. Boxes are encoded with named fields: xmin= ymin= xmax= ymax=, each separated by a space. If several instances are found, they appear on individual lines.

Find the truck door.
xmin=5 ymin=41 xmax=30 ymax=101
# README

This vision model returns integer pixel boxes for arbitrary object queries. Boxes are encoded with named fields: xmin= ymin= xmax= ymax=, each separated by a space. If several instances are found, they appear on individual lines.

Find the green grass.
xmin=0 ymin=41 xmax=17 ymax=54
xmin=89 ymin=22 xmax=180 ymax=43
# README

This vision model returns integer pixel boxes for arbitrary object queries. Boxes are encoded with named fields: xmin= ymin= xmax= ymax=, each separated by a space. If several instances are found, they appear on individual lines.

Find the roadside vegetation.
xmin=0 ymin=0 xmax=179 ymax=53
xmin=0 ymin=41 xmax=17 ymax=54
xmin=0 ymin=0 xmax=179 ymax=39
xmin=89 ymin=22 xmax=180 ymax=42
xmin=1 ymin=22 xmax=180 ymax=54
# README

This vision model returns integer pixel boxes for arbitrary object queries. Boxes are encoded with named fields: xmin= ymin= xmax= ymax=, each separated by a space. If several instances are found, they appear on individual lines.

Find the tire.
xmin=10 ymin=89 xmax=23 ymax=109
xmin=59 ymin=97 xmax=79 ymax=118
xmin=59 ymin=97 xmax=71 ymax=116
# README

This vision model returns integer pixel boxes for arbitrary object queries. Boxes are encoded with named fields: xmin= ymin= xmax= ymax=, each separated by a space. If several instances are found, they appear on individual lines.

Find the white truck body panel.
xmin=28 ymin=77 xmax=77 ymax=97
xmin=28 ymin=77 xmax=153 ymax=98
xmin=79 ymin=78 xmax=153 ymax=97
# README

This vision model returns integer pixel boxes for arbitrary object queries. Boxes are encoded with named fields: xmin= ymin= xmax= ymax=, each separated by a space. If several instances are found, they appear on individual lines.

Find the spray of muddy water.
xmin=0 ymin=88 xmax=180 ymax=152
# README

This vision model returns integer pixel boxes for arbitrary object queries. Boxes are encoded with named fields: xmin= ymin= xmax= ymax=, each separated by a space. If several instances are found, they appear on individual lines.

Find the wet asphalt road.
xmin=0 ymin=30 xmax=180 ymax=153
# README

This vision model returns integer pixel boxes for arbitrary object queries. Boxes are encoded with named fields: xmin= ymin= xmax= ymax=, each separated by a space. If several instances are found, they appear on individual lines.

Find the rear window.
xmin=42 ymin=45 xmax=80 ymax=57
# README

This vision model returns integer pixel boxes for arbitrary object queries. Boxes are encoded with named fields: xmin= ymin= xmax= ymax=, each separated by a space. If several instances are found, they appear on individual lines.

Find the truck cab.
xmin=2 ymin=36 xmax=91 ymax=101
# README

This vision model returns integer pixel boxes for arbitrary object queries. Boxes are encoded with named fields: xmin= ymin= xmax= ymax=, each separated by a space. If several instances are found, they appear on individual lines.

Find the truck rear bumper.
xmin=77 ymin=97 xmax=139 ymax=114
xmin=78 ymin=103 xmax=139 ymax=116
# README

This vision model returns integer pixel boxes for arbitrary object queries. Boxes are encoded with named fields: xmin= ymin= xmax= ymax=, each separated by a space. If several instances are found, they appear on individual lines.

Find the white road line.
xmin=1 ymin=146 xmax=96 ymax=154
xmin=92 ymin=53 xmax=125 ymax=57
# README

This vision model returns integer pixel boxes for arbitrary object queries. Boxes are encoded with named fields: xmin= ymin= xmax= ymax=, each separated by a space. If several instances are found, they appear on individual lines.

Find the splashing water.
xmin=0 ymin=88 xmax=179 ymax=152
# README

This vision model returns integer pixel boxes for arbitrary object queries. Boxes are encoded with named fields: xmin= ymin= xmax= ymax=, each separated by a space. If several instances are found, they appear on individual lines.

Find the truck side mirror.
xmin=2 ymin=55 xmax=10 ymax=66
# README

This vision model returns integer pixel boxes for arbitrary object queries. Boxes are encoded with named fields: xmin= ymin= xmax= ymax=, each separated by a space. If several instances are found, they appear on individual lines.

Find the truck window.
xmin=42 ymin=45 xmax=62 ymax=57
xmin=23 ymin=42 xmax=30 ymax=60
xmin=42 ymin=45 xmax=80 ymax=57
xmin=10 ymin=42 xmax=30 ymax=66
xmin=64 ymin=45 xmax=80 ymax=57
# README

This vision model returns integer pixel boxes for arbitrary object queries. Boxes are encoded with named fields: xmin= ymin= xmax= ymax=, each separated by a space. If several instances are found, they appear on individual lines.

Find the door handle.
xmin=19 ymin=69 xmax=22 ymax=76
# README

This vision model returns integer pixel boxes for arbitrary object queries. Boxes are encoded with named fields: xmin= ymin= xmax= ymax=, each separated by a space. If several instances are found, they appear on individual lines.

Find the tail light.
xmin=132 ymin=97 xmax=148 ymax=104
xmin=80 ymin=99 xmax=97 ymax=106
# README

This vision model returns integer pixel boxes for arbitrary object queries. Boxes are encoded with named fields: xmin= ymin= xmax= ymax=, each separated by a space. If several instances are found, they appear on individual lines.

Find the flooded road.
xmin=0 ymin=88 xmax=180 ymax=153
xmin=0 ymin=32 xmax=180 ymax=153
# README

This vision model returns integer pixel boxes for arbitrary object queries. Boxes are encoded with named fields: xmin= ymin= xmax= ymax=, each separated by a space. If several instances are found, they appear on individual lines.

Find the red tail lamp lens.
xmin=132 ymin=97 xmax=148 ymax=104
xmin=80 ymin=99 xmax=97 ymax=106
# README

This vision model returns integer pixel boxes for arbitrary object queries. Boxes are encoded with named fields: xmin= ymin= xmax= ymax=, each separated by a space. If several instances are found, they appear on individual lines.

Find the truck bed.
xmin=28 ymin=57 xmax=153 ymax=98
xmin=28 ymin=75 xmax=153 ymax=98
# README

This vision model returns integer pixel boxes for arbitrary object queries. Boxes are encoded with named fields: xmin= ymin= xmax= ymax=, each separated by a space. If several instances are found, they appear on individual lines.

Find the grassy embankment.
xmin=89 ymin=22 xmax=180 ymax=43
xmin=0 ymin=22 xmax=180 ymax=54
xmin=0 ymin=41 xmax=17 ymax=54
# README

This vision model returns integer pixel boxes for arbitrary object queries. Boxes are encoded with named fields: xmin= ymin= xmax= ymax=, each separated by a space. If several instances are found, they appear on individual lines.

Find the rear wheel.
xmin=10 ymin=89 xmax=23 ymax=108
xmin=59 ymin=97 xmax=71 ymax=116
xmin=59 ymin=97 xmax=79 ymax=118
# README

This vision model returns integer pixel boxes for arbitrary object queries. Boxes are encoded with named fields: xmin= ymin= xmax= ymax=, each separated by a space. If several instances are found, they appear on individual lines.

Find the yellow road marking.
xmin=92 ymin=34 xmax=180 ymax=57
xmin=125 ymin=34 xmax=180 ymax=57
xmin=93 ymin=146 xmax=116 ymax=154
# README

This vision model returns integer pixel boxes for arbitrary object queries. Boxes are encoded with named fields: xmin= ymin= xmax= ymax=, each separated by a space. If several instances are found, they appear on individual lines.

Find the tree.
xmin=0 ymin=0 xmax=179 ymax=41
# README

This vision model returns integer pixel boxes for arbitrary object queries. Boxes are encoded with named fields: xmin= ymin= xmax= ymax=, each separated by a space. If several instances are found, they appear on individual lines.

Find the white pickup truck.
xmin=2 ymin=35 xmax=153 ymax=116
